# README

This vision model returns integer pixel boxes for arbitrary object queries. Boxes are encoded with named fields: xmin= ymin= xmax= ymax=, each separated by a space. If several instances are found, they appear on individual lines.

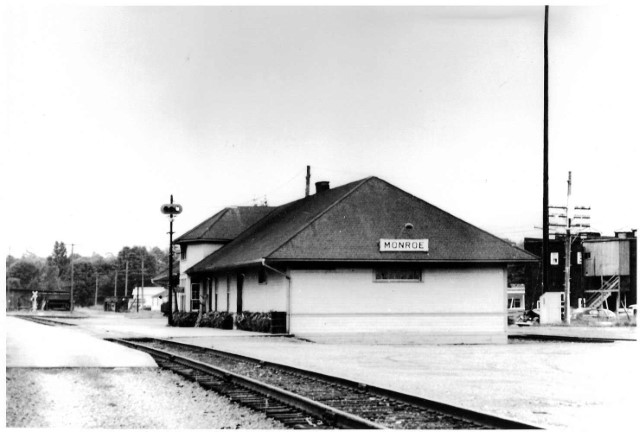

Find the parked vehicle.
xmin=571 ymin=307 xmax=616 ymax=324
xmin=515 ymin=309 xmax=540 ymax=326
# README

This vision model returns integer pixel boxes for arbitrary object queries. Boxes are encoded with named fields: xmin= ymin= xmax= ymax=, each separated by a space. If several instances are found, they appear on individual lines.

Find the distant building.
xmin=507 ymin=284 xmax=526 ymax=323
xmin=180 ymin=176 xmax=536 ymax=344
xmin=523 ymin=230 xmax=637 ymax=312
xmin=130 ymin=286 xmax=166 ymax=311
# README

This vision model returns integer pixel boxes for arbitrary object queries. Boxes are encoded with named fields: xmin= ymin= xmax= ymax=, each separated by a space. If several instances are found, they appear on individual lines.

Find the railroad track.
xmin=107 ymin=338 xmax=382 ymax=429
xmin=109 ymin=337 xmax=541 ymax=430
xmin=14 ymin=315 xmax=77 ymax=326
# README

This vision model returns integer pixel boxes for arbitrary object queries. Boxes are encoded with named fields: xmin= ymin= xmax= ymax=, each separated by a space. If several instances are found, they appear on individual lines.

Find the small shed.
xmin=130 ymin=287 xmax=166 ymax=311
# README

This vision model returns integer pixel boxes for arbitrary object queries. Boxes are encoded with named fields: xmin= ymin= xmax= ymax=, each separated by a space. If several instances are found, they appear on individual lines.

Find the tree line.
xmin=6 ymin=241 xmax=170 ymax=308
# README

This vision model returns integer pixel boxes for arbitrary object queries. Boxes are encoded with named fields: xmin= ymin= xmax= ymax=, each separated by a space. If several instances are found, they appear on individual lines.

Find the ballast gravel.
xmin=6 ymin=367 xmax=284 ymax=429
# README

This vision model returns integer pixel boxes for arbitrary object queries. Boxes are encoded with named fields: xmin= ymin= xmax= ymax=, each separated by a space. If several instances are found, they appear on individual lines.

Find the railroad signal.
xmin=161 ymin=195 xmax=182 ymax=327
xmin=161 ymin=203 xmax=183 ymax=216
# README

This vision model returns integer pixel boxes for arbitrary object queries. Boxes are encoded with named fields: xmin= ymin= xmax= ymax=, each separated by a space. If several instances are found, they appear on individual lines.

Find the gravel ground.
xmin=6 ymin=367 xmax=284 ymax=429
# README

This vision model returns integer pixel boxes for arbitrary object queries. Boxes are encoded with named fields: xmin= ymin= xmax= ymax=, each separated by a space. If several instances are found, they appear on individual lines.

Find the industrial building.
xmin=177 ymin=176 xmax=536 ymax=344
xmin=523 ymin=230 xmax=637 ymax=314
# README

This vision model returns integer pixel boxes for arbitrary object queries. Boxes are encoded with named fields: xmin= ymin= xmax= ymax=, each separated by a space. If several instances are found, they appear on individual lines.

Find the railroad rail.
xmin=109 ymin=337 xmax=541 ymax=430
xmin=13 ymin=315 xmax=77 ymax=326
xmin=106 ymin=338 xmax=383 ymax=429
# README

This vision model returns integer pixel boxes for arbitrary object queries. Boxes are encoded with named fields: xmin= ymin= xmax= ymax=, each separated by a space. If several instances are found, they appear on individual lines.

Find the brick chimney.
xmin=315 ymin=181 xmax=330 ymax=193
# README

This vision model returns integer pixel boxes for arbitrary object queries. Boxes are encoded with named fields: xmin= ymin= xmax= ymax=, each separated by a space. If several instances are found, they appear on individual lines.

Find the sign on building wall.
xmin=379 ymin=239 xmax=429 ymax=252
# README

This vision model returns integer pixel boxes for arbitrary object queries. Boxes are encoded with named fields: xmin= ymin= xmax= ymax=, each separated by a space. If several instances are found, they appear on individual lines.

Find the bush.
xmin=197 ymin=311 xmax=234 ymax=329
xmin=172 ymin=311 xmax=198 ymax=327
xmin=235 ymin=311 xmax=286 ymax=333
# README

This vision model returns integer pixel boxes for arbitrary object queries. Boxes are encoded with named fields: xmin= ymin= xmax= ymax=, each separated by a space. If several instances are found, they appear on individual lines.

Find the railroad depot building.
xmin=180 ymin=176 xmax=537 ymax=344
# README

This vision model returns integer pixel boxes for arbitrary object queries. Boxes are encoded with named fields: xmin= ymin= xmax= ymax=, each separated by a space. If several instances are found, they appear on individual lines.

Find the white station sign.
xmin=379 ymin=239 xmax=429 ymax=252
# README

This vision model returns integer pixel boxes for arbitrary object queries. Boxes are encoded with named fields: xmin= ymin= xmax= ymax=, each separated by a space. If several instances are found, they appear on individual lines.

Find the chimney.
xmin=315 ymin=181 xmax=330 ymax=194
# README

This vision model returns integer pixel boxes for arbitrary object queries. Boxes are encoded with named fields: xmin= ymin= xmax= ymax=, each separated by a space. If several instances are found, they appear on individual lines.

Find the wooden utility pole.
xmin=542 ymin=5 xmax=550 ymax=301
xmin=141 ymin=256 xmax=144 ymax=311
xmin=564 ymin=172 xmax=572 ymax=324
xmin=125 ymin=260 xmax=129 ymax=300
xmin=70 ymin=243 xmax=75 ymax=312
xmin=95 ymin=273 xmax=99 ymax=306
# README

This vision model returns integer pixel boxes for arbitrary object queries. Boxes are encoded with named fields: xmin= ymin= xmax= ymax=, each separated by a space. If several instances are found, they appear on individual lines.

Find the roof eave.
xmin=187 ymin=258 xmax=266 ymax=275
xmin=175 ymin=238 xmax=232 ymax=245
xmin=266 ymin=258 xmax=539 ymax=264
xmin=189 ymin=257 xmax=538 ymax=274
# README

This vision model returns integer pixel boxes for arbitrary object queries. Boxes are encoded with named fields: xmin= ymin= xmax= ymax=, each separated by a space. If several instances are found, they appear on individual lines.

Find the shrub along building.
xmin=179 ymin=176 xmax=536 ymax=344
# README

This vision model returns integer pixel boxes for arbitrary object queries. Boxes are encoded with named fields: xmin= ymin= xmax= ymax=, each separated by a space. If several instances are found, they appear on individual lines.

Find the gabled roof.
xmin=175 ymin=206 xmax=275 ymax=244
xmin=151 ymin=265 xmax=180 ymax=285
xmin=188 ymin=177 xmax=538 ymax=274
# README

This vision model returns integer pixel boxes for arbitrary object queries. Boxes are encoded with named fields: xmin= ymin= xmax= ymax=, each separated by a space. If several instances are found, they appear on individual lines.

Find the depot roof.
xmin=188 ymin=176 xmax=538 ymax=274
xmin=175 ymin=206 xmax=275 ymax=244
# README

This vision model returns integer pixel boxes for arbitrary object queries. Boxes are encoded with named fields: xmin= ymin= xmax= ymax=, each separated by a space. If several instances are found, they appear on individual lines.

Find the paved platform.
xmin=508 ymin=324 xmax=637 ymax=341
xmin=5 ymin=316 xmax=157 ymax=368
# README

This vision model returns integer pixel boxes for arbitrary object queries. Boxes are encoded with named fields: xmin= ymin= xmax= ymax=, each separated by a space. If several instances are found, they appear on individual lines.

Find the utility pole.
xmin=305 ymin=165 xmax=311 ymax=197
xmin=141 ymin=255 xmax=144 ymax=312
xmin=549 ymin=174 xmax=590 ymax=324
xmin=564 ymin=172 xmax=572 ymax=324
xmin=95 ymin=273 xmax=99 ymax=306
xmin=542 ymin=5 xmax=550 ymax=302
xmin=114 ymin=270 xmax=118 ymax=297
xmin=125 ymin=260 xmax=129 ymax=302
xmin=70 ymin=243 xmax=75 ymax=312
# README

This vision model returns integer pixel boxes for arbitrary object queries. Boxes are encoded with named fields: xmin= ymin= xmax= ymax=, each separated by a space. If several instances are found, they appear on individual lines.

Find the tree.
xmin=70 ymin=259 xmax=97 ymax=307
xmin=6 ymin=254 xmax=17 ymax=270
xmin=7 ymin=259 xmax=41 ymax=291
xmin=39 ymin=264 xmax=60 ymax=291
xmin=150 ymin=247 xmax=169 ymax=272
xmin=47 ymin=241 xmax=70 ymax=280
xmin=116 ymin=246 xmax=161 ymax=297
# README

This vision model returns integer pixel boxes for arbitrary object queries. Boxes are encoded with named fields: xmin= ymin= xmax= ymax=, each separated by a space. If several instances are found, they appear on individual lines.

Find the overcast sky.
xmin=2 ymin=2 xmax=639 ymax=259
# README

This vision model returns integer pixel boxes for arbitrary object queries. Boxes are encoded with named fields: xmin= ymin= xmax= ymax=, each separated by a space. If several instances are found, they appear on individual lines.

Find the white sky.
xmin=2 ymin=1 xmax=639 ymax=258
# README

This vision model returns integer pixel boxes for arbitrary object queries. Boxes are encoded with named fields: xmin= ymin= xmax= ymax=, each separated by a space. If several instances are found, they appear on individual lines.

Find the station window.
xmin=191 ymin=283 xmax=200 ymax=311
xmin=374 ymin=267 xmax=422 ymax=282
xmin=258 ymin=268 xmax=268 ymax=284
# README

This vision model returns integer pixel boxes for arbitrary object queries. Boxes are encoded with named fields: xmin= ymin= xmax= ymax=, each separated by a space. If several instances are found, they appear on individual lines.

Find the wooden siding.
xmin=240 ymin=270 xmax=288 ymax=312
xmin=288 ymin=267 xmax=507 ymax=342
xmin=583 ymin=241 xmax=630 ymax=276
xmin=290 ymin=267 xmax=505 ymax=314
xmin=291 ymin=313 xmax=504 ymax=334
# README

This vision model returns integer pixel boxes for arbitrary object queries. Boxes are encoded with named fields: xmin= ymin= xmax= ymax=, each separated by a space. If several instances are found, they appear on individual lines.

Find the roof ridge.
xmin=266 ymin=177 xmax=374 ymax=259
xmin=375 ymin=177 xmax=539 ymax=260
